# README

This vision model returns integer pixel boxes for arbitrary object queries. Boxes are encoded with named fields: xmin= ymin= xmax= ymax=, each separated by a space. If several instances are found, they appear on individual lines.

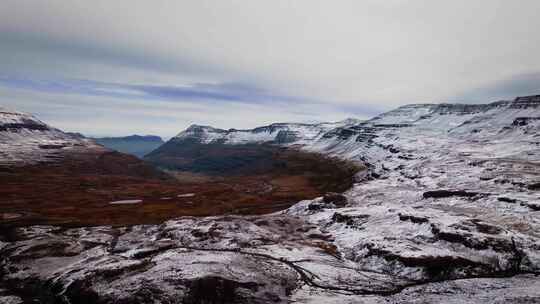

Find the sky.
xmin=1 ymin=1 xmax=539 ymax=138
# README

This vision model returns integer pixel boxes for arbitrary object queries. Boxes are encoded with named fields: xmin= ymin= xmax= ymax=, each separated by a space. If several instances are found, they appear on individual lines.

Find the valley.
xmin=0 ymin=144 xmax=360 ymax=227
xmin=4 ymin=3 xmax=540 ymax=303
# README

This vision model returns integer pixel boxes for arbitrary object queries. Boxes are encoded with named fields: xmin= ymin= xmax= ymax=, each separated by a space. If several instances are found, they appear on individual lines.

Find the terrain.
xmin=0 ymin=108 xmax=359 ymax=228
xmin=92 ymin=135 xmax=164 ymax=158
xmin=1 ymin=95 xmax=540 ymax=303
xmin=0 ymin=148 xmax=358 ymax=227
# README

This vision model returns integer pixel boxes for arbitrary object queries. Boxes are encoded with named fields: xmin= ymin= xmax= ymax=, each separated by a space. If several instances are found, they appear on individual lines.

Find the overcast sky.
xmin=1 ymin=1 xmax=539 ymax=137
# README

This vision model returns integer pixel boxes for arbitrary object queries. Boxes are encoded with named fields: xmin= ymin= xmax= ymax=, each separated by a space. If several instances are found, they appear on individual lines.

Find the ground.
xmin=0 ymin=148 xmax=360 ymax=227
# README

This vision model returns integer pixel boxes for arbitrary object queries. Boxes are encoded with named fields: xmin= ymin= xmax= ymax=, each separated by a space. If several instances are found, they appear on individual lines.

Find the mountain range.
xmin=1 ymin=95 xmax=540 ymax=303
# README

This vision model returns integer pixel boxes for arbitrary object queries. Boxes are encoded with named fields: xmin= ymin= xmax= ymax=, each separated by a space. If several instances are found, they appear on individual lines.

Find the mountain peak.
xmin=173 ymin=124 xmax=227 ymax=142
xmin=185 ymin=124 xmax=224 ymax=132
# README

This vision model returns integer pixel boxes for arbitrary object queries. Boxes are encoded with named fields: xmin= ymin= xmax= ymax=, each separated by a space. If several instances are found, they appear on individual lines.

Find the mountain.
xmin=0 ymin=107 xmax=103 ymax=166
xmin=92 ymin=135 xmax=164 ymax=158
xmin=0 ymin=107 xmax=177 ymax=229
xmin=2 ymin=96 xmax=540 ymax=303
xmin=144 ymin=119 xmax=359 ymax=174
xmin=0 ymin=107 xmax=166 ymax=178
xmin=170 ymin=119 xmax=359 ymax=145
xmin=305 ymin=95 xmax=540 ymax=168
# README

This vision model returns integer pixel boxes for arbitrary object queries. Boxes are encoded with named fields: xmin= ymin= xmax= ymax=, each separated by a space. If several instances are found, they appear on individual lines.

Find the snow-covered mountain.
xmin=156 ymin=95 xmax=539 ymax=174
xmin=173 ymin=119 xmax=360 ymax=145
xmin=2 ymin=96 xmax=540 ymax=303
xmin=144 ymin=119 xmax=362 ymax=173
xmin=0 ymin=107 xmax=103 ymax=166
xmin=281 ymin=95 xmax=540 ymax=298
xmin=304 ymin=95 xmax=540 ymax=166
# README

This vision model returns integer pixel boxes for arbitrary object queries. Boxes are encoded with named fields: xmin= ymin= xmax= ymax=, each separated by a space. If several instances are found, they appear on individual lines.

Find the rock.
xmin=497 ymin=197 xmax=519 ymax=203
xmin=398 ymin=213 xmax=429 ymax=224
xmin=184 ymin=276 xmax=261 ymax=304
xmin=307 ymin=202 xmax=325 ymax=211
xmin=362 ymin=244 xmax=488 ymax=280
xmin=468 ymin=219 xmax=503 ymax=235
xmin=389 ymin=147 xmax=399 ymax=153
xmin=431 ymin=224 xmax=512 ymax=252
xmin=331 ymin=212 xmax=369 ymax=228
xmin=322 ymin=192 xmax=348 ymax=207
xmin=525 ymin=201 xmax=540 ymax=211
xmin=528 ymin=182 xmax=540 ymax=190
xmin=423 ymin=190 xmax=480 ymax=199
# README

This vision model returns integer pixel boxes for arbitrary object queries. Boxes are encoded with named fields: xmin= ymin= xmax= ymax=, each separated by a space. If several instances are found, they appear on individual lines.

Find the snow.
xmin=2 ymin=97 xmax=540 ymax=302
xmin=0 ymin=108 xmax=104 ymax=166
xmin=173 ymin=119 xmax=360 ymax=145
xmin=109 ymin=199 xmax=142 ymax=205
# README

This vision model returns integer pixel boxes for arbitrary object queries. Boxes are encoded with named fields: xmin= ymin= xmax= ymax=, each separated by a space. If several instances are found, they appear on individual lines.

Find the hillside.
xmin=0 ymin=107 xmax=104 ymax=166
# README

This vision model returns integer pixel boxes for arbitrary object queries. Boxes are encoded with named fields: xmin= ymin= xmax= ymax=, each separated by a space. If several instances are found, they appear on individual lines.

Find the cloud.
xmin=1 ymin=1 xmax=540 ymax=135
xmin=452 ymin=72 xmax=540 ymax=103
xmin=0 ymin=84 xmax=368 ymax=138
xmin=0 ymin=76 xmax=325 ymax=107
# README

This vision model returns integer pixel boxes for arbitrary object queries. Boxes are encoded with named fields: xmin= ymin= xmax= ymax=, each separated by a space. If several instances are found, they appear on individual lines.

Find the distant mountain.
xmin=144 ymin=119 xmax=359 ymax=173
xmin=93 ymin=135 xmax=164 ymax=158
xmin=0 ymin=107 xmax=168 ymax=179
xmin=0 ymin=107 xmax=103 ymax=166
xmin=169 ymin=119 xmax=360 ymax=145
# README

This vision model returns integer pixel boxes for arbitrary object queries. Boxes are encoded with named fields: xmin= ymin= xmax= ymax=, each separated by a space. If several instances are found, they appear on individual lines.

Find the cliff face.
xmin=511 ymin=95 xmax=540 ymax=108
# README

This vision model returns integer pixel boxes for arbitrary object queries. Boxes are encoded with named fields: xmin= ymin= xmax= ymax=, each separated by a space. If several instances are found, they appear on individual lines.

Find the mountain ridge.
xmin=157 ymin=95 xmax=538 ymax=153
xmin=169 ymin=96 xmax=537 ymax=146
xmin=0 ymin=107 xmax=105 ymax=166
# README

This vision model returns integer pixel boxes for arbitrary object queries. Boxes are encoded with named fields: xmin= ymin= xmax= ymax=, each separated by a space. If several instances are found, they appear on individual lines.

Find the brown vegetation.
xmin=0 ymin=148 xmax=362 ymax=228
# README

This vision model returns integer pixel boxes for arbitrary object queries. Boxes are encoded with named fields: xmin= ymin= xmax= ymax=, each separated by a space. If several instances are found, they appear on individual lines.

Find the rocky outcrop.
xmin=423 ymin=190 xmax=481 ymax=199
xmin=512 ymin=117 xmax=540 ymax=126
xmin=510 ymin=95 xmax=540 ymax=108
xmin=322 ymin=192 xmax=348 ymax=207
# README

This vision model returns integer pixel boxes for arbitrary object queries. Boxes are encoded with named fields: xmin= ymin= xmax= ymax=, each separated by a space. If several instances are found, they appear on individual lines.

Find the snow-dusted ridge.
xmin=1 ymin=96 xmax=540 ymax=303
xmin=173 ymin=119 xmax=361 ymax=145
xmin=0 ymin=107 xmax=104 ymax=166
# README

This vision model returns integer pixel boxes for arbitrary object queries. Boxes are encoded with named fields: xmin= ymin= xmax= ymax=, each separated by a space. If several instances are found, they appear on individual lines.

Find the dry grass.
xmin=0 ymin=149 xmax=361 ymax=228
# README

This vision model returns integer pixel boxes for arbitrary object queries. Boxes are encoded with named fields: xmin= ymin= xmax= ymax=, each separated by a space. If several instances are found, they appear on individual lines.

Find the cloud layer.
xmin=1 ymin=1 xmax=539 ymax=136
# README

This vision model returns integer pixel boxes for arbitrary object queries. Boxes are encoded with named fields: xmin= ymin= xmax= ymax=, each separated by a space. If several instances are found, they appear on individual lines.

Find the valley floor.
xmin=0 ymin=148 xmax=360 ymax=227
